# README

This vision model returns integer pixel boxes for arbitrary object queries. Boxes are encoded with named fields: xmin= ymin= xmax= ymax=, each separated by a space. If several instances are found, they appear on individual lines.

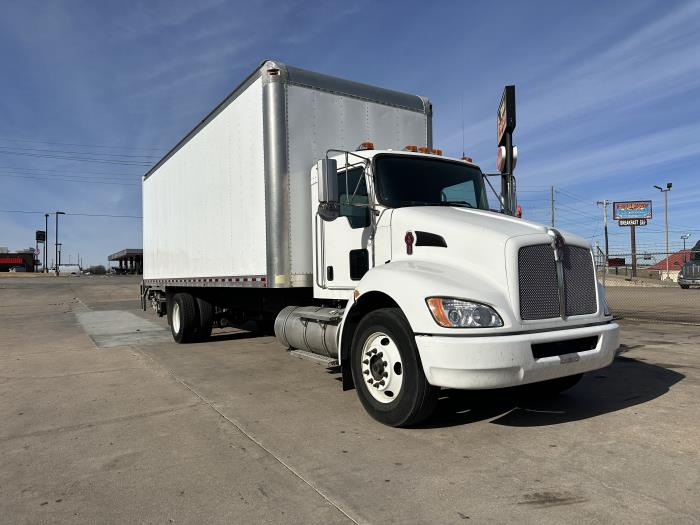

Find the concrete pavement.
xmin=0 ymin=275 xmax=698 ymax=523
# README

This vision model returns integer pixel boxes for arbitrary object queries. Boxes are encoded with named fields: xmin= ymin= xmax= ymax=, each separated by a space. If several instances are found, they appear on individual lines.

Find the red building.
xmin=0 ymin=252 xmax=36 ymax=272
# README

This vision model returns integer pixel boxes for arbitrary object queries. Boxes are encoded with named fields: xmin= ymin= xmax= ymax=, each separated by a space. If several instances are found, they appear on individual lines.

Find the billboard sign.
xmin=36 ymin=230 xmax=46 ymax=242
xmin=613 ymin=200 xmax=652 ymax=221
xmin=497 ymin=85 xmax=516 ymax=146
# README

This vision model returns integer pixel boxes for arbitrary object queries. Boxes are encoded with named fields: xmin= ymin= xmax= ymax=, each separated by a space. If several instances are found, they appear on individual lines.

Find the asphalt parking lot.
xmin=1 ymin=275 xmax=698 ymax=524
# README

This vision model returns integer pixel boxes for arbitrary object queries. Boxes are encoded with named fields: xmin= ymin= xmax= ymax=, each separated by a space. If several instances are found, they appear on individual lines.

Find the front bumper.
xmin=415 ymin=322 xmax=619 ymax=389
xmin=678 ymin=277 xmax=700 ymax=286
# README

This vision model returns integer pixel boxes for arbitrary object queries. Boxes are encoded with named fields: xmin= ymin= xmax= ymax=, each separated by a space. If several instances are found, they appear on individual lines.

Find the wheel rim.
xmin=360 ymin=331 xmax=403 ymax=404
xmin=172 ymin=302 xmax=181 ymax=334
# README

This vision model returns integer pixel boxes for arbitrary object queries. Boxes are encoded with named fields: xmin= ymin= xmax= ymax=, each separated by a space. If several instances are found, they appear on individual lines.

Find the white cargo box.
xmin=143 ymin=60 xmax=432 ymax=288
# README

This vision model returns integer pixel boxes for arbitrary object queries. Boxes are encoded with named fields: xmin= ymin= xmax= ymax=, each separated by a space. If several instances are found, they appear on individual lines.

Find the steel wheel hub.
xmin=360 ymin=332 xmax=403 ymax=404
xmin=172 ymin=302 xmax=181 ymax=334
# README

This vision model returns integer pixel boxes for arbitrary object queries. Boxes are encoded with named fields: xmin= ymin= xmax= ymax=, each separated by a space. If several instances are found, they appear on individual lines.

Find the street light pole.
xmin=44 ymin=213 xmax=49 ymax=272
xmin=654 ymin=183 xmax=672 ymax=280
xmin=55 ymin=211 xmax=65 ymax=276
xmin=681 ymin=233 xmax=691 ymax=263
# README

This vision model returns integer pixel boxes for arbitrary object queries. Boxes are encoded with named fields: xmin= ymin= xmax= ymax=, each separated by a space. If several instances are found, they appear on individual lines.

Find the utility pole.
xmin=681 ymin=233 xmax=691 ymax=263
xmin=654 ymin=183 xmax=672 ymax=280
xmin=550 ymin=186 xmax=555 ymax=227
xmin=55 ymin=211 xmax=65 ymax=276
xmin=596 ymin=200 xmax=610 ymax=265
xmin=44 ymin=213 xmax=49 ymax=272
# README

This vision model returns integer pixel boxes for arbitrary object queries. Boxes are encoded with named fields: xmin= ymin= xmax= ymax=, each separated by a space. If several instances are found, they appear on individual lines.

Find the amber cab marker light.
xmin=462 ymin=156 xmax=473 ymax=163
xmin=357 ymin=142 xmax=375 ymax=151
xmin=427 ymin=298 xmax=451 ymax=327
xmin=403 ymin=145 xmax=418 ymax=152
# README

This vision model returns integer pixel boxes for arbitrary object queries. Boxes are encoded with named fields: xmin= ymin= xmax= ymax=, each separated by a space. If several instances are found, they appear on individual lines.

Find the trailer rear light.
xmin=403 ymin=145 xmax=418 ymax=152
xmin=357 ymin=142 xmax=375 ymax=150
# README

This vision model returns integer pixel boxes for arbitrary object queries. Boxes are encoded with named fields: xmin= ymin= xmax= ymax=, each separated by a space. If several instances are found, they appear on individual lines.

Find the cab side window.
xmin=338 ymin=167 xmax=370 ymax=229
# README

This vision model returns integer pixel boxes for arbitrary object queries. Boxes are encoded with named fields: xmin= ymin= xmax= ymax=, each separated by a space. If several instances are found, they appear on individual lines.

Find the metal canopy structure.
xmin=108 ymin=248 xmax=143 ymax=274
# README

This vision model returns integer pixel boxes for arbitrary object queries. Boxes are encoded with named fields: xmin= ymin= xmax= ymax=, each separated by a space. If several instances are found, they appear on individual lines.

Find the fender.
xmin=336 ymin=259 xmax=515 ymax=389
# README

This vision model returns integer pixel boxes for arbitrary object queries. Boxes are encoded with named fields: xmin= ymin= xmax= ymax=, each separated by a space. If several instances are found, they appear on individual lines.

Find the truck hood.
xmin=388 ymin=206 xmax=589 ymax=292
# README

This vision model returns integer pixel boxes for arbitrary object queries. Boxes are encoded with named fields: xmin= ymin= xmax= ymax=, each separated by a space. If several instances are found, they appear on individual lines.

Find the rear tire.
xmin=170 ymin=293 xmax=198 ymax=344
xmin=196 ymin=297 xmax=214 ymax=341
xmin=680 ymin=284 xmax=690 ymax=289
xmin=350 ymin=308 xmax=438 ymax=427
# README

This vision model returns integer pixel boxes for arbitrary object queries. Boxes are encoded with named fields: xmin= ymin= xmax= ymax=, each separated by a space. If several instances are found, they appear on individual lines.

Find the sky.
xmin=1 ymin=0 xmax=699 ymax=267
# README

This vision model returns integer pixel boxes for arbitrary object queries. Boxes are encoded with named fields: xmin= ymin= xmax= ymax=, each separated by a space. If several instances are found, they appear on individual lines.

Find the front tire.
xmin=351 ymin=308 xmax=438 ymax=427
xmin=170 ymin=293 xmax=198 ymax=344
xmin=680 ymin=284 xmax=690 ymax=289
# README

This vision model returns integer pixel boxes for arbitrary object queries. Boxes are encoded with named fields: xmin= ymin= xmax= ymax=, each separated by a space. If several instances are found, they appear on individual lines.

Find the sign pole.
xmin=630 ymin=225 xmax=637 ymax=278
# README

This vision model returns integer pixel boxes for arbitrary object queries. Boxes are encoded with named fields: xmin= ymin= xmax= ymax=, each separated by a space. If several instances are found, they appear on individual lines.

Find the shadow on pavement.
xmin=419 ymin=356 xmax=684 ymax=428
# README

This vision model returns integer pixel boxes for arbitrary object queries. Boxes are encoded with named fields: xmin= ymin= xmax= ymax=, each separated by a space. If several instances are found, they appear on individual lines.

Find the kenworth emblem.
xmin=547 ymin=228 xmax=567 ymax=319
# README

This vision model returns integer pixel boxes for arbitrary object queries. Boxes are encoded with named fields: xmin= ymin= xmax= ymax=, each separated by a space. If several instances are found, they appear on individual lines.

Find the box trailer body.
xmin=142 ymin=60 xmax=619 ymax=427
xmin=143 ymin=60 xmax=431 ymax=288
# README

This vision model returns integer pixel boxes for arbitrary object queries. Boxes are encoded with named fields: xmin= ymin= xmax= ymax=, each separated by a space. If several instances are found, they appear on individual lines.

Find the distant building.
xmin=108 ymin=249 xmax=143 ymax=274
xmin=0 ymin=252 xmax=36 ymax=272
xmin=648 ymin=249 xmax=696 ymax=281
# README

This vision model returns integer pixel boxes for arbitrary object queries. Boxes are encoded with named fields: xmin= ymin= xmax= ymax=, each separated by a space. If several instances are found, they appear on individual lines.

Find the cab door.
xmin=319 ymin=166 xmax=372 ymax=292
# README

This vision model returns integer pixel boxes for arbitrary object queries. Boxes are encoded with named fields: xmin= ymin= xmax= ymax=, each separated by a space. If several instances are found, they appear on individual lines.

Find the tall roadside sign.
xmin=497 ymin=86 xmax=517 ymax=215
xmin=613 ymin=201 xmax=652 ymax=277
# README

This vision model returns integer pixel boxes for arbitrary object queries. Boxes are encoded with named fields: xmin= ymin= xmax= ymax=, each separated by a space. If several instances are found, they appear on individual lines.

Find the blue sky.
xmin=1 ymin=0 xmax=698 ymax=266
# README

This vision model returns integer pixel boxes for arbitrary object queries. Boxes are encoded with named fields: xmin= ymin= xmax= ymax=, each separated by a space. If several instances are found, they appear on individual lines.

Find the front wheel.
xmin=680 ymin=284 xmax=690 ymax=289
xmin=351 ymin=308 xmax=438 ymax=427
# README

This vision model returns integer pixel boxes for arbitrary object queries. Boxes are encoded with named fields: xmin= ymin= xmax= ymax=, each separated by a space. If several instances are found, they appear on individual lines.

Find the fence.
xmin=597 ymin=250 xmax=699 ymax=324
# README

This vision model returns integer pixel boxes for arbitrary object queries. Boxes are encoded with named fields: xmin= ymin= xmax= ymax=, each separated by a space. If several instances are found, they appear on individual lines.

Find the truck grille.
xmin=518 ymin=244 xmax=597 ymax=320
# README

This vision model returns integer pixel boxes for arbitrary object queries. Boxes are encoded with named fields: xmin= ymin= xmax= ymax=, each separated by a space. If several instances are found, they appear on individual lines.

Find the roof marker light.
xmin=357 ymin=142 xmax=375 ymax=151
xmin=404 ymin=145 xmax=418 ymax=152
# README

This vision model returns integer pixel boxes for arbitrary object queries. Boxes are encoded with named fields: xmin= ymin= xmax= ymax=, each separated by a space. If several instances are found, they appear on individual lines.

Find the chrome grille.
xmin=518 ymin=244 xmax=597 ymax=320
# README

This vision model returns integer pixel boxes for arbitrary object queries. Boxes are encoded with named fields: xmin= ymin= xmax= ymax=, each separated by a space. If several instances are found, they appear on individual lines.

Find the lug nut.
xmin=363 ymin=370 xmax=369 ymax=375
xmin=377 ymin=352 xmax=383 ymax=358
xmin=378 ymin=380 xmax=385 ymax=386
xmin=363 ymin=359 xmax=369 ymax=365
xmin=382 ymin=361 xmax=388 ymax=367
xmin=383 ymin=372 xmax=388 ymax=378
xmin=367 ymin=378 xmax=373 ymax=384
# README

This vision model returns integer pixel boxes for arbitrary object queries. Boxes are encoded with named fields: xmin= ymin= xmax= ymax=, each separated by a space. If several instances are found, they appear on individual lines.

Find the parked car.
xmin=8 ymin=266 xmax=26 ymax=272
xmin=678 ymin=260 xmax=700 ymax=289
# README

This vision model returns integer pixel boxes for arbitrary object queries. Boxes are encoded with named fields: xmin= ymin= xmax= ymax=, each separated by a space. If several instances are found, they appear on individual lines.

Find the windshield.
xmin=374 ymin=155 xmax=489 ymax=209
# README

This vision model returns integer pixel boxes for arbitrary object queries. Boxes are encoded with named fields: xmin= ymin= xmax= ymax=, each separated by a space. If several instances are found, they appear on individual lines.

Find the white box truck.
xmin=142 ymin=60 xmax=619 ymax=426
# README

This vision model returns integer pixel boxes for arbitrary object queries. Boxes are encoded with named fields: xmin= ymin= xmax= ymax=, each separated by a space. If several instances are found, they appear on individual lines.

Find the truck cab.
xmin=290 ymin=146 xmax=620 ymax=426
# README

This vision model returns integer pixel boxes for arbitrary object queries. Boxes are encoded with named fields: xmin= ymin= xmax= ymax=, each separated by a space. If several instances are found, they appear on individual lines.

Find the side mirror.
xmin=317 ymin=159 xmax=339 ymax=221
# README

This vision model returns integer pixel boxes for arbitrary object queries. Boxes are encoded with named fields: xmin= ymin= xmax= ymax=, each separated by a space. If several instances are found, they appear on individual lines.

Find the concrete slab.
xmin=76 ymin=310 xmax=171 ymax=348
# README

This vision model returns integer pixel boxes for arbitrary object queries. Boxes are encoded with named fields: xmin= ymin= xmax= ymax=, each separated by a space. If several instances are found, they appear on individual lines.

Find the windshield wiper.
xmin=437 ymin=200 xmax=474 ymax=208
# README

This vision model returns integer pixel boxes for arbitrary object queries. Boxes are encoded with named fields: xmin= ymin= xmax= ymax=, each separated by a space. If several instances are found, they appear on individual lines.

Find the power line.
xmin=0 ymin=165 xmax=140 ymax=177
xmin=0 ymin=136 xmax=166 ymax=153
xmin=0 ymin=209 xmax=142 ymax=218
xmin=0 ymin=173 xmax=140 ymax=186
xmin=0 ymin=144 xmax=158 ymax=159
xmin=0 ymin=150 xmax=152 ymax=166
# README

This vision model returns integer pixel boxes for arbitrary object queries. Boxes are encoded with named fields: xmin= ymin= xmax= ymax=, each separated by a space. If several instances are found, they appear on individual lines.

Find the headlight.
xmin=426 ymin=297 xmax=503 ymax=328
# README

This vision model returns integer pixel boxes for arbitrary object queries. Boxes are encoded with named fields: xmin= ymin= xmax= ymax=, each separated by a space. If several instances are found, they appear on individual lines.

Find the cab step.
xmin=289 ymin=349 xmax=338 ymax=367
